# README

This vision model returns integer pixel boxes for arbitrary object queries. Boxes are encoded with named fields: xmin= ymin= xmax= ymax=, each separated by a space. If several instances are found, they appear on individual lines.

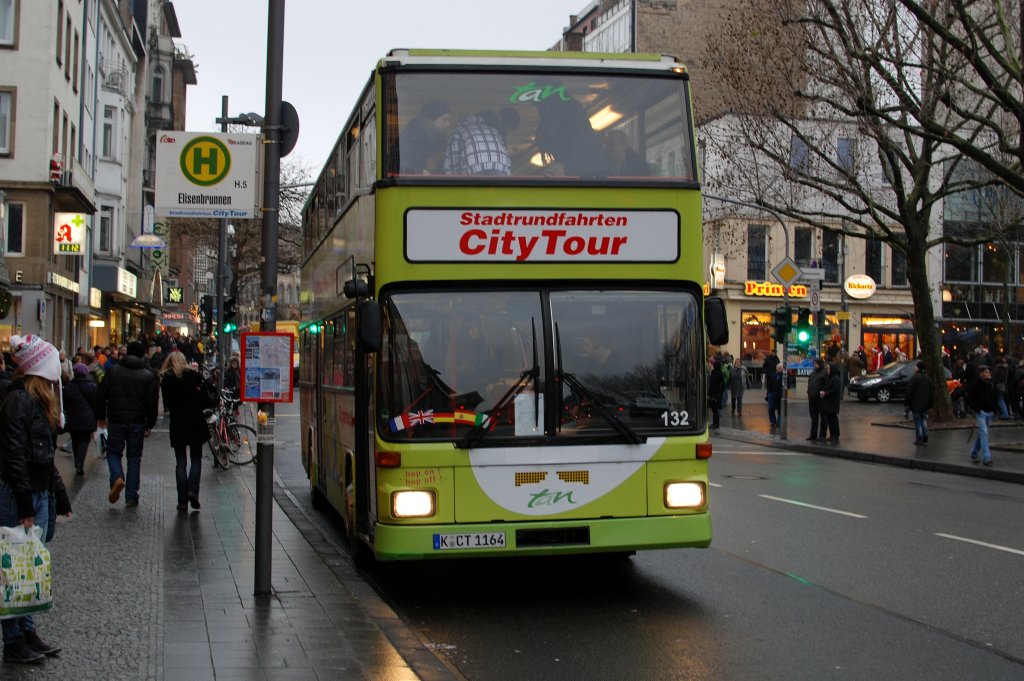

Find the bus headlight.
xmin=664 ymin=482 xmax=705 ymax=509
xmin=392 ymin=490 xmax=436 ymax=518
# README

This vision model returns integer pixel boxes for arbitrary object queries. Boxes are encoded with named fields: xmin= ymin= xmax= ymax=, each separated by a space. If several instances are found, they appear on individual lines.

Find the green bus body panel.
xmin=371 ymin=514 xmax=712 ymax=561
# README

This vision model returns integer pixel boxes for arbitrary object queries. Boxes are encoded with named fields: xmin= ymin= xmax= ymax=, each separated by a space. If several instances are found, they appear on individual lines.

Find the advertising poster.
xmin=239 ymin=332 xmax=294 ymax=403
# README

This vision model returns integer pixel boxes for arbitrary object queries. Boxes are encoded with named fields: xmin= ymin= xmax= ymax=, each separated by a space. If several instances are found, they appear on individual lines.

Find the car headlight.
xmin=664 ymin=482 xmax=705 ymax=509
xmin=392 ymin=490 xmax=436 ymax=518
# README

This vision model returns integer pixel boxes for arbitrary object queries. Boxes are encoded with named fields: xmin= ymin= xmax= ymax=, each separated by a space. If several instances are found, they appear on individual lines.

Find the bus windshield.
xmin=384 ymin=70 xmax=695 ymax=182
xmin=379 ymin=288 xmax=705 ymax=442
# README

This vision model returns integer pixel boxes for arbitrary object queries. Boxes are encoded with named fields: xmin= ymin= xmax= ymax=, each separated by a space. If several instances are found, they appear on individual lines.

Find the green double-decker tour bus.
xmin=299 ymin=49 xmax=727 ymax=562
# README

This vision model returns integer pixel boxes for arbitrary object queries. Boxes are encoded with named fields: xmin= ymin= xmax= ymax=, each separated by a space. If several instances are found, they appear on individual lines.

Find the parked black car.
xmin=848 ymin=360 xmax=951 ymax=403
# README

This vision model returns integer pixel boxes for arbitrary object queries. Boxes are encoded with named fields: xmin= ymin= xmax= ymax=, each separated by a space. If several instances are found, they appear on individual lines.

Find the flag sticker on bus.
xmin=405 ymin=209 xmax=680 ymax=263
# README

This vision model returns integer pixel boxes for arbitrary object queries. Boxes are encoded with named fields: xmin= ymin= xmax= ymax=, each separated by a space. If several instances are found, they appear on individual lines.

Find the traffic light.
xmin=769 ymin=305 xmax=791 ymax=345
xmin=201 ymin=295 xmax=213 ymax=335
xmin=222 ymin=297 xmax=238 ymax=333
xmin=795 ymin=308 xmax=813 ymax=347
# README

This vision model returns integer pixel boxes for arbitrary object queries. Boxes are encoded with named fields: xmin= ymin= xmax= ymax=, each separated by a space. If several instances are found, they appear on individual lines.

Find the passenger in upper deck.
xmin=398 ymin=101 xmax=452 ymax=174
xmin=443 ymin=108 xmax=520 ymax=176
xmin=533 ymin=89 xmax=610 ymax=178
xmin=605 ymin=130 xmax=651 ymax=177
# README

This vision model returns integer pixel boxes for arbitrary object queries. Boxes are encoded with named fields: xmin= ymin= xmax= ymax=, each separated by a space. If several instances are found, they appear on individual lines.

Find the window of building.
xmin=822 ymin=230 xmax=840 ymax=283
xmin=866 ymin=237 xmax=883 ymax=284
xmin=64 ymin=15 xmax=71 ymax=80
xmin=69 ymin=123 xmax=75 ymax=163
xmin=101 ymin=105 xmax=114 ymax=158
xmin=99 ymin=205 xmax=111 ymax=252
xmin=61 ymin=111 xmax=68 ymax=160
xmin=837 ymin=137 xmax=855 ymax=175
xmin=5 ymin=201 xmax=23 ymax=255
xmin=0 ymin=89 xmax=12 ymax=155
xmin=945 ymin=243 xmax=978 ymax=282
xmin=982 ymin=242 xmax=1011 ymax=285
xmin=794 ymin=226 xmax=814 ymax=267
xmin=891 ymin=245 xmax=908 ymax=286
xmin=0 ymin=0 xmax=16 ymax=47
xmin=55 ymin=1 xmax=62 ymax=64
xmin=741 ymin=311 xmax=773 ymax=361
xmin=72 ymin=30 xmax=79 ymax=92
xmin=747 ymin=224 xmax=768 ymax=280
xmin=52 ymin=100 xmax=59 ymax=154
xmin=789 ymin=135 xmax=810 ymax=175
xmin=152 ymin=66 xmax=164 ymax=103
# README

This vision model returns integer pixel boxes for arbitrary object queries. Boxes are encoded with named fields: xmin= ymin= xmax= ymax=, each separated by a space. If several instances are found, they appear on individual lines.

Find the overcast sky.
xmin=173 ymin=0 xmax=587 ymax=174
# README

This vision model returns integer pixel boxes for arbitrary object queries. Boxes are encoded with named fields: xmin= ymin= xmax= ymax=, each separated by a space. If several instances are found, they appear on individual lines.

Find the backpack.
xmin=196 ymin=374 xmax=220 ymax=410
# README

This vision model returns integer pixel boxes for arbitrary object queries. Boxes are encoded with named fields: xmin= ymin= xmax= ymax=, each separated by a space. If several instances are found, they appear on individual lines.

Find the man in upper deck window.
xmin=443 ymin=108 xmax=519 ymax=176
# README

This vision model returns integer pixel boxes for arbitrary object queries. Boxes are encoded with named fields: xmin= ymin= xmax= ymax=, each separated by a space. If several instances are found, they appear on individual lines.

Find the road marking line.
xmin=935 ymin=533 xmax=1024 ymax=557
xmin=759 ymin=494 xmax=868 ymax=518
xmin=708 ymin=482 xmax=723 ymax=488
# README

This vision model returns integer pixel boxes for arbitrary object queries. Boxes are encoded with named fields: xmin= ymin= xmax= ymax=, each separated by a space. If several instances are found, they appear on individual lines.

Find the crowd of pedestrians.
xmin=0 ymin=330 xmax=227 ymax=666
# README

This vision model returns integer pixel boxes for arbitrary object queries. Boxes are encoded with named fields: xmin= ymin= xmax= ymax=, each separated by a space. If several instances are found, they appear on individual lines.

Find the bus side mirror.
xmin=705 ymin=297 xmax=729 ymax=346
xmin=358 ymin=300 xmax=381 ymax=353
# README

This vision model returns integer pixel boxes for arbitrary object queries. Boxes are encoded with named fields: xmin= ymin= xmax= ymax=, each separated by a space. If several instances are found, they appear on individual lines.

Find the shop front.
xmin=860 ymin=315 xmax=916 ymax=360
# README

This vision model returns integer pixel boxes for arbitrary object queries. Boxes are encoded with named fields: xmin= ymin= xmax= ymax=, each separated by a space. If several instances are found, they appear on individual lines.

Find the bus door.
xmin=354 ymin=302 xmax=378 ymax=540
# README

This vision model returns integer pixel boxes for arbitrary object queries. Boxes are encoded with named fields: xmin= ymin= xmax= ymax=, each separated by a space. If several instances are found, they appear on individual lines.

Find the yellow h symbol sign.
xmin=179 ymin=136 xmax=231 ymax=186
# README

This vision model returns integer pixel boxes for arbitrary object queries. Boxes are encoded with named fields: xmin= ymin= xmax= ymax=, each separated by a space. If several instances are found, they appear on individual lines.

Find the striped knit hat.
xmin=10 ymin=335 xmax=61 ymax=382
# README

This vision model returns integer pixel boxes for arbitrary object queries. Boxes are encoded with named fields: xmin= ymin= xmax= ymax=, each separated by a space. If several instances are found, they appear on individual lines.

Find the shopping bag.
xmin=95 ymin=427 xmax=108 ymax=458
xmin=0 ymin=525 xmax=52 ymax=619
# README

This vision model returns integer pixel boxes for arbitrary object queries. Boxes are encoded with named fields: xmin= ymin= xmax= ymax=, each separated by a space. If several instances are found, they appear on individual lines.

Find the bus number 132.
xmin=660 ymin=410 xmax=690 ymax=427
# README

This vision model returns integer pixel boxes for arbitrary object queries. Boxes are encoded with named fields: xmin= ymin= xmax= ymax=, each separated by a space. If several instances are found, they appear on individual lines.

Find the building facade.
xmin=0 ymin=0 xmax=195 ymax=353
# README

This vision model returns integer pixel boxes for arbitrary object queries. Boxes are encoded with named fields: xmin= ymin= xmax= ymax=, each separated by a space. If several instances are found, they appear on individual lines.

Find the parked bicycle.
xmin=205 ymin=390 xmax=256 ymax=467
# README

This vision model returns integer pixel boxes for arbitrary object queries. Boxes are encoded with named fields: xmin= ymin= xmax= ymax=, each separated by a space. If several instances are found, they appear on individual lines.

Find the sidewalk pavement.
xmin=713 ymin=390 xmax=1024 ymax=484
xmin=14 ymin=399 xmax=459 ymax=681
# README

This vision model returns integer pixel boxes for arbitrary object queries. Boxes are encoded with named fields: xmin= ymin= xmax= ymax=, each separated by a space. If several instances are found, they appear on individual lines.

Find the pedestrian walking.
xmin=904 ymin=360 xmax=933 ymax=445
xmin=95 ymin=341 xmax=159 ymax=507
xmin=0 ymin=335 xmax=71 ymax=664
xmin=819 ymin=362 xmax=842 ymax=441
xmin=160 ymin=351 xmax=208 ymax=511
xmin=729 ymin=358 xmax=747 ymax=416
xmin=845 ymin=351 xmax=864 ymax=385
xmin=707 ymin=359 xmax=724 ymax=430
xmin=765 ymin=363 xmax=784 ymax=428
xmin=806 ymin=358 xmax=827 ymax=441
xmin=62 ymin=363 xmax=97 ymax=475
xmin=967 ymin=364 xmax=997 ymax=466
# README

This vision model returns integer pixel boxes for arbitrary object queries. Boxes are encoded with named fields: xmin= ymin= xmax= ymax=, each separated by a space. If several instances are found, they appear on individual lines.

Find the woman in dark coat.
xmin=0 ymin=335 xmax=70 ymax=663
xmin=160 ymin=350 xmax=209 ymax=511
xmin=62 ymin=363 xmax=97 ymax=475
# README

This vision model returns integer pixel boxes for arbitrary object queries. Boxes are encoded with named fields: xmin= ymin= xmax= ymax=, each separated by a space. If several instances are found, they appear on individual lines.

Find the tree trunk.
xmin=905 ymin=232 xmax=952 ymax=420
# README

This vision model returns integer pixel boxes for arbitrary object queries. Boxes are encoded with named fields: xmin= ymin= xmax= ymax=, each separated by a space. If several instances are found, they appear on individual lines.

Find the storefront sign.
xmin=743 ymin=281 xmax=808 ymax=298
xmin=53 ymin=212 xmax=87 ymax=254
xmin=90 ymin=288 xmax=103 ymax=308
xmin=117 ymin=267 xmax=137 ymax=298
xmin=844 ymin=274 xmax=876 ymax=299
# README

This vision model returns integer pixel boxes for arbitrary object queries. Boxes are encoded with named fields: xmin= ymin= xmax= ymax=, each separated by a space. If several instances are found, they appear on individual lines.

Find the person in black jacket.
xmin=967 ymin=365 xmax=997 ymax=466
xmin=707 ymin=359 xmax=724 ymax=430
xmin=904 ymin=361 xmax=934 ymax=446
xmin=765 ymin=363 xmax=784 ymax=428
xmin=806 ymin=358 xmax=827 ymax=441
xmin=160 ymin=351 xmax=208 ymax=511
xmin=96 ymin=341 xmax=159 ymax=507
xmin=819 ymin=362 xmax=842 ymax=441
xmin=0 ymin=335 xmax=71 ymax=664
xmin=63 ymin=363 xmax=98 ymax=475
xmin=223 ymin=355 xmax=241 ymax=400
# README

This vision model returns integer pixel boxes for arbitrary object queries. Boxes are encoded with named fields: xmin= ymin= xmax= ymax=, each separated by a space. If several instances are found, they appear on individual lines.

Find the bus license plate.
xmin=433 ymin=532 xmax=506 ymax=550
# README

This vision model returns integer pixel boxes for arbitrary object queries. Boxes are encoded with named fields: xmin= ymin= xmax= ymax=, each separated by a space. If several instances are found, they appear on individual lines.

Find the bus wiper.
xmin=558 ymin=370 xmax=645 ymax=445
xmin=460 ymin=318 xmax=540 ymax=449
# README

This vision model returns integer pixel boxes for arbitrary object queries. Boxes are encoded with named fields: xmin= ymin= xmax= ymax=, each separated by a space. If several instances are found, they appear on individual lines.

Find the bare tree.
xmin=890 ymin=0 xmax=1024 ymax=195
xmin=705 ymin=0 xmax=1010 ymax=417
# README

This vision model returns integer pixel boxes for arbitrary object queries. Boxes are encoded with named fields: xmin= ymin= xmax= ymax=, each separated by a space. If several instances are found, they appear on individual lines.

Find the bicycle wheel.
xmin=208 ymin=437 xmax=228 ymax=469
xmin=226 ymin=423 xmax=257 ymax=465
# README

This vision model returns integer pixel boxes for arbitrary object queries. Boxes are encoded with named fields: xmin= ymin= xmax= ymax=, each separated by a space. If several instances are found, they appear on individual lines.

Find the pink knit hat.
xmin=10 ymin=335 xmax=61 ymax=382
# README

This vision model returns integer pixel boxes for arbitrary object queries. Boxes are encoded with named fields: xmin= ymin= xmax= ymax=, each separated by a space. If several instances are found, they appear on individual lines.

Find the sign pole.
xmin=254 ymin=0 xmax=285 ymax=597
xmin=215 ymin=96 xmax=229 ymax=393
